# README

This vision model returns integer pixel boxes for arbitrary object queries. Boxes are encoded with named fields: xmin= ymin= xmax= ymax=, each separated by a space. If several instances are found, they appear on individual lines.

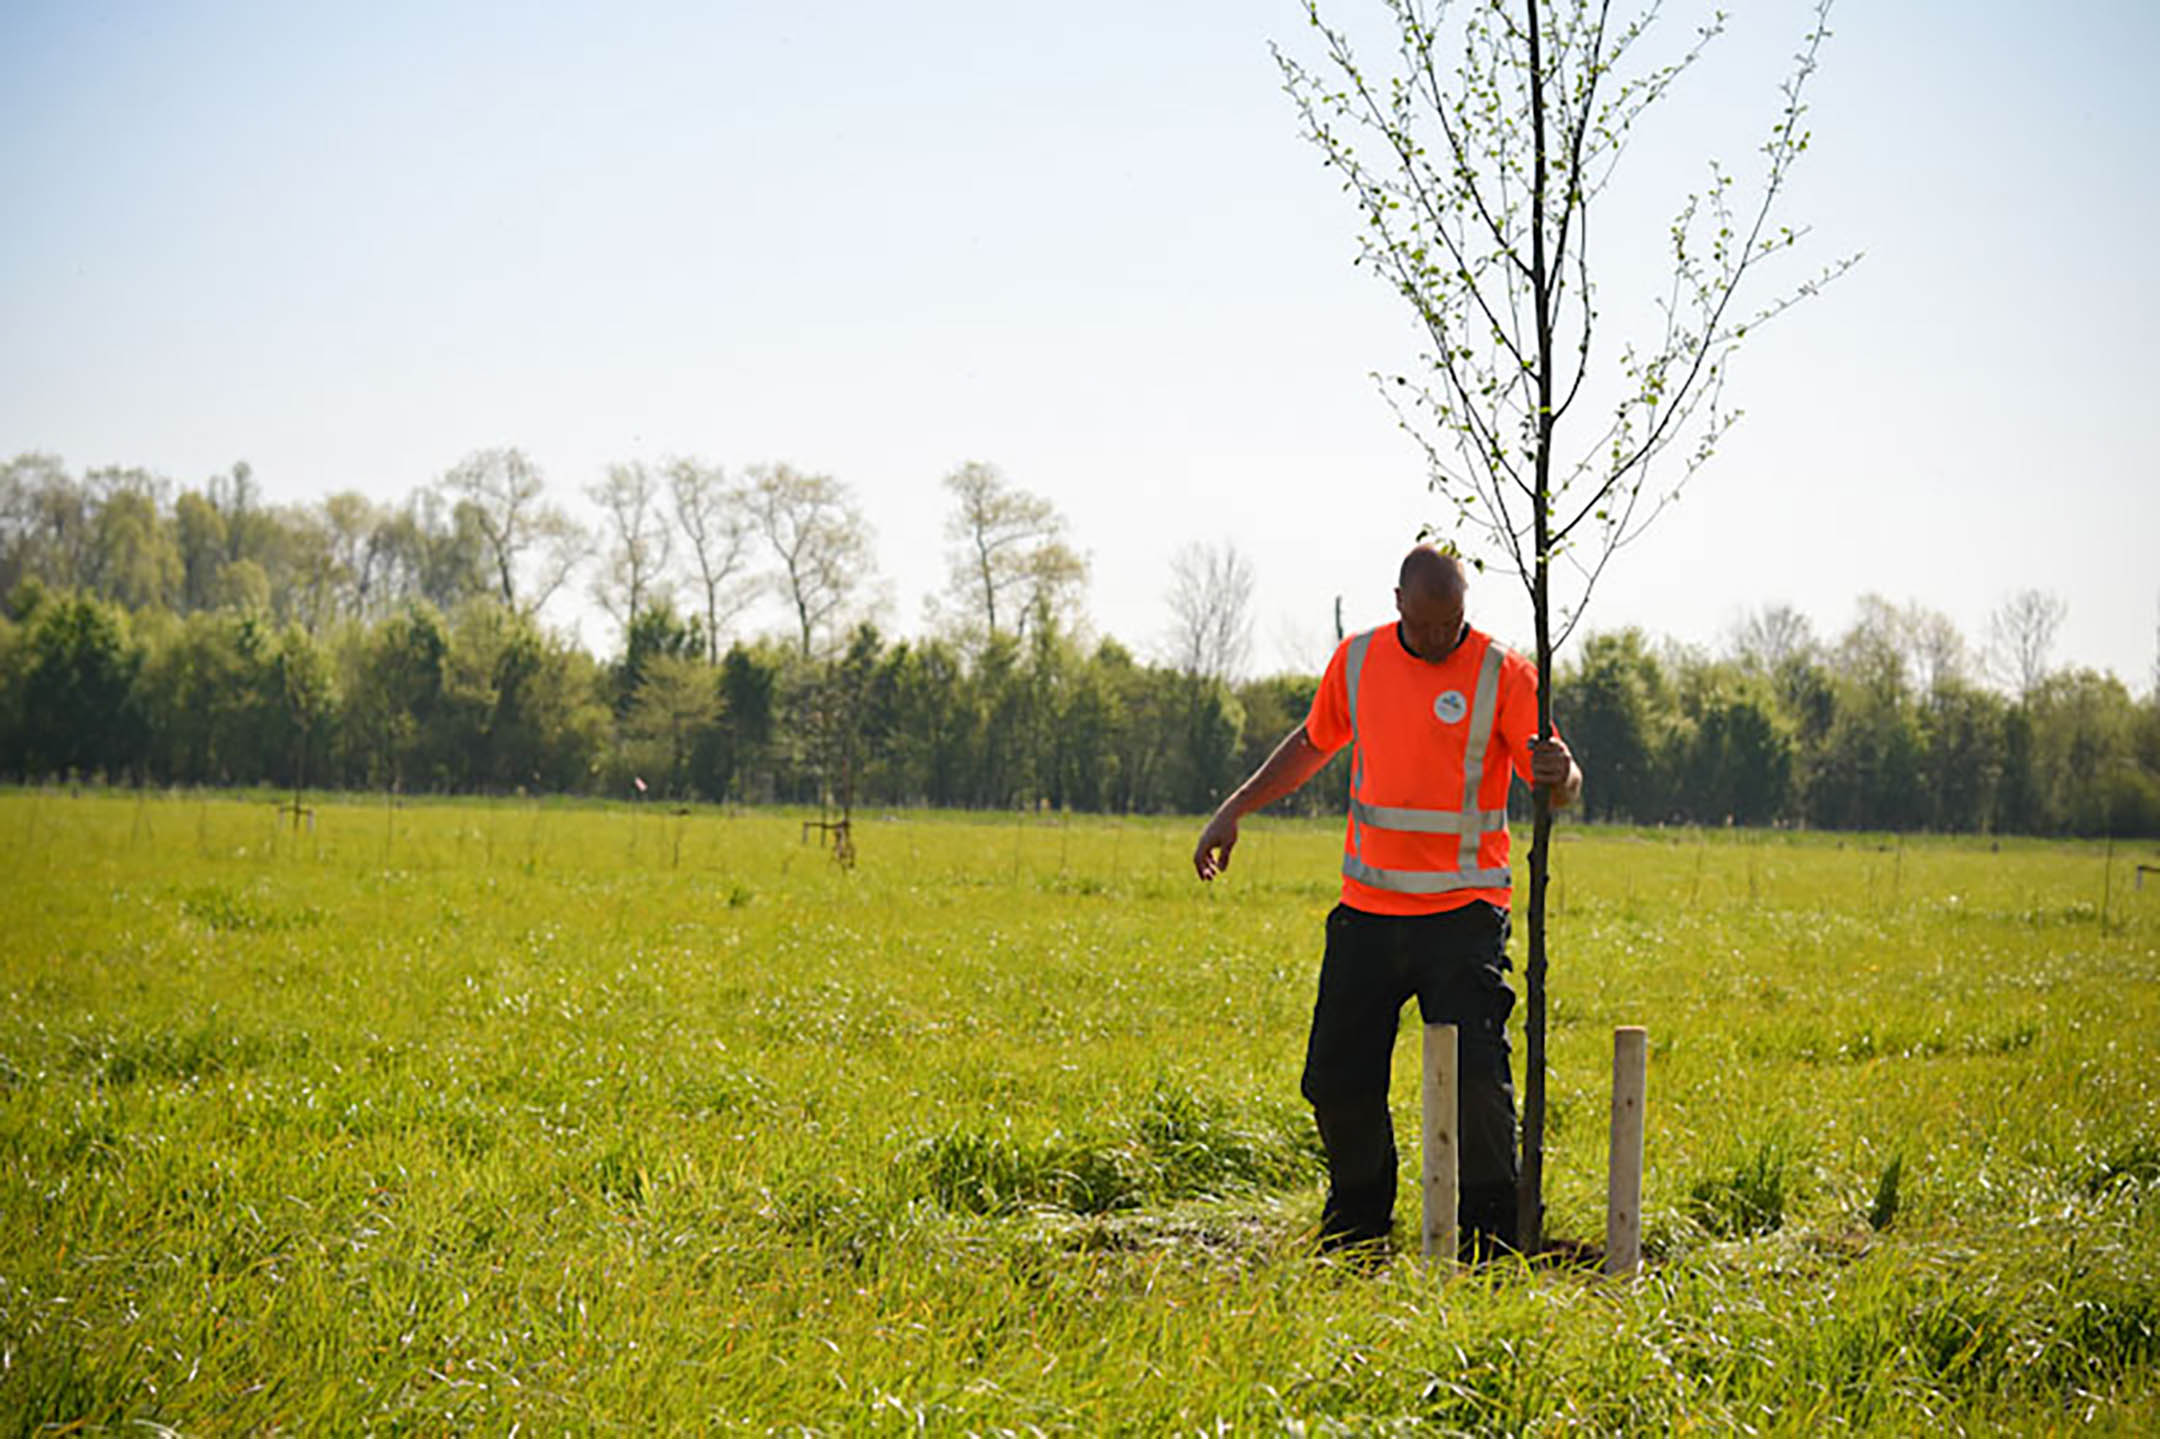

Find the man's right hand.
xmin=1190 ymin=725 xmax=1334 ymax=882
xmin=1193 ymin=809 xmax=1239 ymax=881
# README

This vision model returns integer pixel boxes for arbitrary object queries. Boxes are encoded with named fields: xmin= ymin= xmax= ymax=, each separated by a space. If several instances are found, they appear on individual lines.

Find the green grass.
xmin=3 ymin=791 xmax=2158 ymax=1432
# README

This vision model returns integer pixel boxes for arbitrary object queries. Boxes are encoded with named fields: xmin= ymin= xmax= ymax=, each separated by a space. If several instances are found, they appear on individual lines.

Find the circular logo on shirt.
xmin=1433 ymin=690 xmax=1468 ymax=724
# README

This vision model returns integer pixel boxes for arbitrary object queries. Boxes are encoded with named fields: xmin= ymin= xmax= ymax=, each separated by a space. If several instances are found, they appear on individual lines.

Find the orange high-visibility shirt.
xmin=1304 ymin=623 xmax=1544 ymax=916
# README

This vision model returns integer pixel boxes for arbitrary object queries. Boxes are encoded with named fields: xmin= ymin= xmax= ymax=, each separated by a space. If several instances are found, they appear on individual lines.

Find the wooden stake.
xmin=1605 ymin=1026 xmax=1649 ymax=1277
xmin=1422 ymin=1022 xmax=1459 ymax=1266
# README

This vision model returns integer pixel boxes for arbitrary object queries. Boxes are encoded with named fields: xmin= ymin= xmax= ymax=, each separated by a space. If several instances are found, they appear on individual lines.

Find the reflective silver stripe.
xmin=1350 ymin=799 xmax=1510 ymax=835
xmin=1344 ymin=628 xmax=1374 ymax=737
xmin=1342 ymin=854 xmax=1512 ymax=894
xmin=1455 ymin=642 xmax=1506 ymax=815
xmin=1343 ymin=628 xmax=1376 ymax=866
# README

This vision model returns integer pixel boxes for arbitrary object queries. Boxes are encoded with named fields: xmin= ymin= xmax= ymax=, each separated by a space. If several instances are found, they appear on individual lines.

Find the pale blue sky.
xmin=4 ymin=1 xmax=2155 ymax=686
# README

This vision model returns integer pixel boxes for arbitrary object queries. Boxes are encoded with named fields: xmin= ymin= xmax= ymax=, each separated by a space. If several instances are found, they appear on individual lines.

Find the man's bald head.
xmin=1398 ymin=545 xmax=1467 ymax=600
xmin=1394 ymin=545 xmax=1470 ymax=661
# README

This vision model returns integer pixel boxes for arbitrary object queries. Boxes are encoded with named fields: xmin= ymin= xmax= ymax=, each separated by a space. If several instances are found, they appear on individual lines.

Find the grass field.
xmin=3 ymin=790 xmax=2158 ymax=1434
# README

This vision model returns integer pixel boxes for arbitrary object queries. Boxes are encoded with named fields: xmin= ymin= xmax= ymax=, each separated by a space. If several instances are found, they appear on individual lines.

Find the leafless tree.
xmin=1164 ymin=539 xmax=1256 ymax=683
xmin=1729 ymin=603 xmax=1816 ymax=672
xmin=83 ymin=469 xmax=179 ymax=611
xmin=667 ymin=458 xmax=758 ymax=664
xmin=437 ymin=447 xmax=587 ymax=616
xmin=743 ymin=464 xmax=875 ymax=657
xmin=321 ymin=491 xmax=398 ymax=620
xmin=938 ymin=461 xmax=1088 ymax=641
xmin=209 ymin=460 xmax=262 ymax=565
xmin=1986 ymin=588 xmax=2066 ymax=699
xmin=1842 ymin=594 xmax=1967 ymax=695
xmin=0 ymin=452 xmax=91 ymax=594
xmin=371 ymin=489 xmax=493 ymax=613
xmin=1017 ymin=543 xmax=1089 ymax=638
xmin=1905 ymin=606 xmax=1967 ymax=696
xmin=589 ymin=461 xmax=675 ymax=646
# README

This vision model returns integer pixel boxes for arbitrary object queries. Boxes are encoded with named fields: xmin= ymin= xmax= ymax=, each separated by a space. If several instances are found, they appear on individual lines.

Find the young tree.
xmin=589 ymin=461 xmax=675 ymax=647
xmin=667 ymin=458 xmax=757 ymax=664
xmin=1278 ymin=0 xmax=1850 ymax=1249
xmin=937 ymin=461 xmax=1088 ymax=642
xmin=743 ymin=464 xmax=875 ymax=658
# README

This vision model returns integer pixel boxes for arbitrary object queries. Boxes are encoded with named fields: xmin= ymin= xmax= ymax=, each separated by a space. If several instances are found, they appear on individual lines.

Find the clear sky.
xmin=4 ymin=0 xmax=2155 ymax=687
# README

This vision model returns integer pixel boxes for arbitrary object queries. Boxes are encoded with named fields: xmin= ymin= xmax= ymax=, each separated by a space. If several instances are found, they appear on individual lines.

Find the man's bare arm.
xmin=1193 ymin=725 xmax=1334 ymax=881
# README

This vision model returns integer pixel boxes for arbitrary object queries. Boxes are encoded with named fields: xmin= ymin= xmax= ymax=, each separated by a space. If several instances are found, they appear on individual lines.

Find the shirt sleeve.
xmin=1303 ymin=637 xmax=1354 ymax=755
xmin=1496 ymin=649 xmax=1547 ymax=784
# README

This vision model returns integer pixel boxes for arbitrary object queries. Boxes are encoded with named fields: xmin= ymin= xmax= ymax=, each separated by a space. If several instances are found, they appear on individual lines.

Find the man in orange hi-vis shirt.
xmin=1193 ymin=545 xmax=1581 ymax=1257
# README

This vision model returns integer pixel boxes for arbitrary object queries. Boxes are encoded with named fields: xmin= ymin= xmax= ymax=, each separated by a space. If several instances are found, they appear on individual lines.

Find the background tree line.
xmin=0 ymin=449 xmax=1343 ymax=818
xmin=1567 ymin=598 xmax=2160 ymax=836
xmin=2 ymin=449 xmax=2155 ymax=834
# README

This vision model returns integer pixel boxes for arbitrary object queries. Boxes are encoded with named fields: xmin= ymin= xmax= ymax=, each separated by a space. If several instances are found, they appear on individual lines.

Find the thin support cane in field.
xmin=1422 ymin=1022 xmax=1459 ymax=1265
xmin=1605 ymin=1026 xmax=1649 ymax=1276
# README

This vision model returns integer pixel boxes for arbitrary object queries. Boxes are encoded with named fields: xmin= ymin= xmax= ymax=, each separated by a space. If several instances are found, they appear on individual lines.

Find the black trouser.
xmin=1299 ymin=901 xmax=1520 ymax=1249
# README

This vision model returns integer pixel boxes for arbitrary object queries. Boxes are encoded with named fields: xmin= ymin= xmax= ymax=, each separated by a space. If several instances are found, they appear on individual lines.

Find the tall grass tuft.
xmin=1868 ymin=1152 xmax=1903 ymax=1231
xmin=1686 ymin=1136 xmax=1794 ymax=1238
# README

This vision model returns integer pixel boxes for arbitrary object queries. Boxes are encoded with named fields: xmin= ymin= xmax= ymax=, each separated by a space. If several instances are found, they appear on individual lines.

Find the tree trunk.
xmin=1520 ymin=536 xmax=1555 ymax=1254
xmin=1521 ymin=777 xmax=1552 ymax=1253
xmin=1516 ymin=0 xmax=1555 ymax=1257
